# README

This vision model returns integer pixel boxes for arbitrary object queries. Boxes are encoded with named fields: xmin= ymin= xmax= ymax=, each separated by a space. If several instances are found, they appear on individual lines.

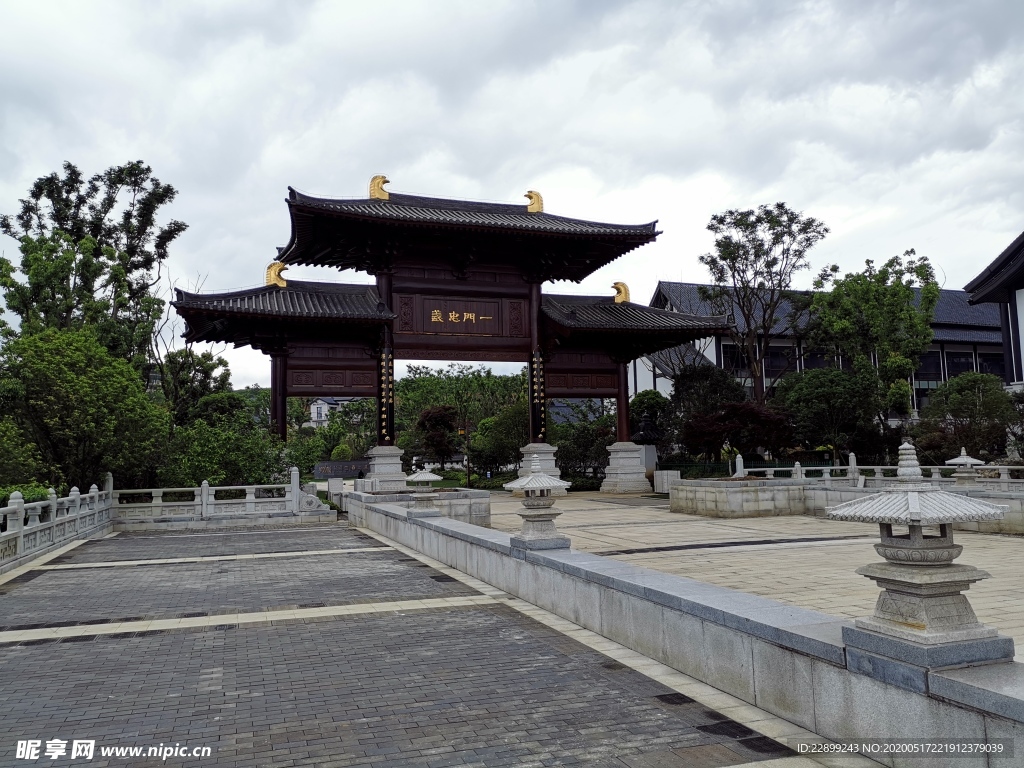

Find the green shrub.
xmin=0 ymin=482 xmax=54 ymax=507
xmin=563 ymin=475 xmax=603 ymax=492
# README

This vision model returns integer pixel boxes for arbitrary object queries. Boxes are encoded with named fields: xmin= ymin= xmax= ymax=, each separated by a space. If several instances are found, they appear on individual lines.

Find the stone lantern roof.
xmin=826 ymin=443 xmax=1006 ymax=526
xmin=946 ymin=448 xmax=985 ymax=468
xmin=407 ymin=470 xmax=442 ymax=485
xmin=503 ymin=456 xmax=572 ymax=493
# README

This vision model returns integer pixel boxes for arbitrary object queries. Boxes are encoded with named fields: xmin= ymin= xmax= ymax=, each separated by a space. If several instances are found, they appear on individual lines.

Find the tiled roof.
xmin=653 ymin=282 xmax=1001 ymax=341
xmin=964 ymin=227 xmax=1024 ymax=304
xmin=826 ymin=487 xmax=1006 ymax=525
xmin=173 ymin=280 xmax=395 ymax=322
xmin=648 ymin=344 xmax=715 ymax=376
xmin=286 ymin=189 xmax=659 ymax=238
xmin=542 ymin=294 xmax=730 ymax=333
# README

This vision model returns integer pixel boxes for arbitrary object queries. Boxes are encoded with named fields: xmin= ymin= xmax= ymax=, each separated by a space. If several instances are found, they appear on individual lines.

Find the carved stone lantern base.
xmin=855 ymin=561 xmax=995 ymax=644
xmin=510 ymin=509 xmax=571 ymax=550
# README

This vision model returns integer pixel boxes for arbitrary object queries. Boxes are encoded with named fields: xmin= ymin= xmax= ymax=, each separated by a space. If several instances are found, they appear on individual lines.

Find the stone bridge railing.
xmin=0 ymin=467 xmax=332 ymax=573
xmin=0 ymin=478 xmax=115 ymax=574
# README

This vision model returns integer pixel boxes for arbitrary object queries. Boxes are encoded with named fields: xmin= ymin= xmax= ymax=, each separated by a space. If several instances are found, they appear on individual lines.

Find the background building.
xmin=631 ymin=281 xmax=1004 ymax=412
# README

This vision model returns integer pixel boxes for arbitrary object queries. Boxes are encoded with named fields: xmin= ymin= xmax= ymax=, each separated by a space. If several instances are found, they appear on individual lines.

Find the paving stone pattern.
xmin=0 ymin=551 xmax=479 ymax=628
xmin=54 ymin=526 xmax=374 ymax=564
xmin=0 ymin=523 xmax=793 ymax=767
xmin=0 ymin=605 xmax=790 ymax=767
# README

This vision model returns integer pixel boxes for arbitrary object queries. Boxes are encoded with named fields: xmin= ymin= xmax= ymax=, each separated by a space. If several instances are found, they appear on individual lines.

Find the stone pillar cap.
xmin=945 ymin=447 xmax=985 ymax=467
xmin=504 ymin=455 xmax=572 ymax=491
xmin=406 ymin=470 xmax=443 ymax=483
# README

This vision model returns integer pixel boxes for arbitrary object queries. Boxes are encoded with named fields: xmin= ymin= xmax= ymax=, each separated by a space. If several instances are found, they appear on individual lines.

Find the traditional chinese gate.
xmin=173 ymin=177 xmax=729 ymax=491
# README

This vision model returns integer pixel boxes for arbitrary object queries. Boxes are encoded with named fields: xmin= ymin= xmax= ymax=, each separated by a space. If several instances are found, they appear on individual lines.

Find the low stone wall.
xmin=110 ymin=468 xmax=336 ymax=530
xmin=0 ymin=485 xmax=114 ymax=575
xmin=355 ymin=498 xmax=1024 ymax=767
xmin=671 ymin=479 xmax=1024 ymax=534
xmin=344 ymin=488 xmax=490 ymax=528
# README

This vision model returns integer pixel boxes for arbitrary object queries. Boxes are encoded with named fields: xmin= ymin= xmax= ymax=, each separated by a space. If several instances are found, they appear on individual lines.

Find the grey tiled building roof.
xmin=286 ymin=188 xmax=659 ymax=237
xmin=173 ymin=280 xmax=395 ymax=321
xmin=542 ymin=294 xmax=729 ymax=333
xmin=652 ymin=281 xmax=1002 ymax=343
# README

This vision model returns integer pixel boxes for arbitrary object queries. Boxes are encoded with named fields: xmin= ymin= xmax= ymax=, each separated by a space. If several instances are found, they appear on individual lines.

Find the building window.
xmin=802 ymin=350 xmax=830 ymax=370
xmin=915 ymin=351 xmax=943 ymax=382
xmin=316 ymin=407 xmax=322 ymax=421
xmin=978 ymin=353 xmax=1005 ymax=378
xmin=764 ymin=346 xmax=794 ymax=379
xmin=945 ymin=352 xmax=975 ymax=378
xmin=721 ymin=343 xmax=749 ymax=377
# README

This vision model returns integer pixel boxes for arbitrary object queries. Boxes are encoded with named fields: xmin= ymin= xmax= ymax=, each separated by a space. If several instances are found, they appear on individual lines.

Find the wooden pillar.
xmin=528 ymin=282 xmax=547 ymax=443
xmin=377 ymin=327 xmax=395 ymax=446
xmin=616 ymin=361 xmax=630 ymax=441
xmin=270 ymin=351 xmax=288 ymax=441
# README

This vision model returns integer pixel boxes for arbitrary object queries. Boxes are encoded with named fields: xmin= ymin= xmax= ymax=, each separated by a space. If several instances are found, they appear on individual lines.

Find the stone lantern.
xmin=946 ymin=447 xmax=984 ymax=486
xmin=503 ymin=455 xmax=572 ymax=550
xmin=406 ymin=470 xmax=443 ymax=517
xmin=826 ymin=443 xmax=1013 ymax=687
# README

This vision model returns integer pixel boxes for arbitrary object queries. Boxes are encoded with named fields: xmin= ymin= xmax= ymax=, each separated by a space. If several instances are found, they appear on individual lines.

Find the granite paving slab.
xmin=0 ymin=551 xmax=479 ymax=628
xmin=0 ymin=604 xmax=793 ymax=767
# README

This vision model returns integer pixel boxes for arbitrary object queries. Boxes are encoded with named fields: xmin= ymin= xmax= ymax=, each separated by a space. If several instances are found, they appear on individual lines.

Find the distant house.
xmin=630 ymin=281 xmax=1004 ymax=413
xmin=306 ymin=396 xmax=360 ymax=428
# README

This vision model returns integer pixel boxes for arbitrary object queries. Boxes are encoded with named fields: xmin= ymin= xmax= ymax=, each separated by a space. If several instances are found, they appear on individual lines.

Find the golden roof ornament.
xmin=525 ymin=190 xmax=543 ymax=213
xmin=613 ymin=282 xmax=630 ymax=303
xmin=369 ymin=175 xmax=390 ymax=200
xmin=265 ymin=261 xmax=288 ymax=288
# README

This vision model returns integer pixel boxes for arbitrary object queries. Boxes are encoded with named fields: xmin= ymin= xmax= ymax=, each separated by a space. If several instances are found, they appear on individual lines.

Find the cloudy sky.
xmin=1 ymin=0 xmax=1022 ymax=386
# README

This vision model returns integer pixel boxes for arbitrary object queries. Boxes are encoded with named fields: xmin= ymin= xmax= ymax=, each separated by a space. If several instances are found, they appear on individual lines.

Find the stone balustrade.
xmin=0 ymin=468 xmax=335 ymax=570
xmin=112 ymin=467 xmax=334 ymax=530
xmin=0 ymin=476 xmax=115 ymax=574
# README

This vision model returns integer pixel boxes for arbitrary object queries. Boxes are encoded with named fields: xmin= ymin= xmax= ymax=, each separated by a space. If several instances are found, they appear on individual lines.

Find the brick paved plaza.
xmin=0 ymin=521 xmax=842 ymax=768
xmin=491 ymin=493 xmax=1024 ymax=660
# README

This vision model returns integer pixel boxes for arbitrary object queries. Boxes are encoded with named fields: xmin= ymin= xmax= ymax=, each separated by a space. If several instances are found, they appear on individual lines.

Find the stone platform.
xmin=0 ymin=521 xmax=818 ymax=767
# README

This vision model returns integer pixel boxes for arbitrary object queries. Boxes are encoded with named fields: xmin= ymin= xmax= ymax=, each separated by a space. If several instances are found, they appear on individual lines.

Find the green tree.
xmin=469 ymin=402 xmax=530 ymax=473
xmin=812 ymin=251 xmax=938 ymax=414
xmin=682 ymin=401 xmax=791 ymax=461
xmin=550 ymin=400 xmax=615 ymax=477
xmin=629 ymin=389 xmax=672 ymax=456
xmin=0 ymin=161 xmax=187 ymax=372
xmin=155 ymin=348 xmax=232 ymax=427
xmin=159 ymin=393 xmax=283 ymax=487
xmin=773 ymin=365 xmax=882 ymax=457
xmin=416 ymin=405 xmax=460 ymax=469
xmin=913 ymin=372 xmax=1014 ymax=461
xmin=699 ymin=203 xmax=829 ymax=403
xmin=396 ymin=364 xmax=527 ymax=436
xmin=0 ymin=328 xmax=168 ymax=488
xmin=0 ymin=418 xmax=43 ymax=485
xmin=319 ymin=399 xmax=376 ymax=459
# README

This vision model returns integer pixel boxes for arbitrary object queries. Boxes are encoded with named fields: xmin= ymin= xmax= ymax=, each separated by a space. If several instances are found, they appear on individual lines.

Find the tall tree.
xmin=0 ymin=161 xmax=187 ymax=372
xmin=913 ymin=372 xmax=1013 ymax=461
xmin=416 ymin=405 xmax=460 ymax=469
xmin=0 ymin=328 xmax=169 ymax=488
xmin=699 ymin=202 xmax=829 ymax=403
xmin=812 ymin=251 xmax=938 ymax=415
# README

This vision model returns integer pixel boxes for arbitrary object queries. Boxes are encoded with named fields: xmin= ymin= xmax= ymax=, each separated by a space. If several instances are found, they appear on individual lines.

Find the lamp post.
xmin=458 ymin=426 xmax=472 ymax=488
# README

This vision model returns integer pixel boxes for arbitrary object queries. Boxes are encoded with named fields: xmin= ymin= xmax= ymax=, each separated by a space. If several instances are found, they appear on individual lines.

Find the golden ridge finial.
xmin=613 ymin=282 xmax=630 ymax=303
xmin=369 ymin=175 xmax=390 ymax=200
xmin=266 ymin=261 xmax=288 ymax=288
xmin=525 ymin=190 xmax=543 ymax=213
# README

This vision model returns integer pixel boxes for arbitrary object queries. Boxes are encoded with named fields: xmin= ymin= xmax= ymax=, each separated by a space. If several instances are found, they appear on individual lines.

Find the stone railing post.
xmin=88 ymin=485 xmax=98 ymax=512
xmin=999 ymin=467 xmax=1010 ymax=491
xmin=200 ymin=481 xmax=210 ymax=517
xmin=245 ymin=486 xmax=256 ymax=513
xmin=7 ymin=491 xmax=25 ymax=557
xmin=47 ymin=487 xmax=58 ymax=524
xmin=848 ymin=452 xmax=858 ymax=486
xmin=793 ymin=461 xmax=802 ymax=480
xmin=289 ymin=467 xmax=301 ymax=512
xmin=68 ymin=487 xmax=81 ymax=518
xmin=732 ymin=455 xmax=745 ymax=478
xmin=765 ymin=468 xmax=775 ymax=479
xmin=26 ymin=492 xmax=48 ymax=528
xmin=104 ymin=472 xmax=113 ymax=495
xmin=152 ymin=489 xmax=163 ymax=516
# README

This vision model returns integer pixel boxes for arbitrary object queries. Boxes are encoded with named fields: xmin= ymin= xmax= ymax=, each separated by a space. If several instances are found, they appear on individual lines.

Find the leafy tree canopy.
xmin=699 ymin=202 xmax=829 ymax=403
xmin=812 ymin=251 xmax=938 ymax=414
xmin=0 ymin=328 xmax=168 ymax=488
xmin=913 ymin=372 xmax=1013 ymax=461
